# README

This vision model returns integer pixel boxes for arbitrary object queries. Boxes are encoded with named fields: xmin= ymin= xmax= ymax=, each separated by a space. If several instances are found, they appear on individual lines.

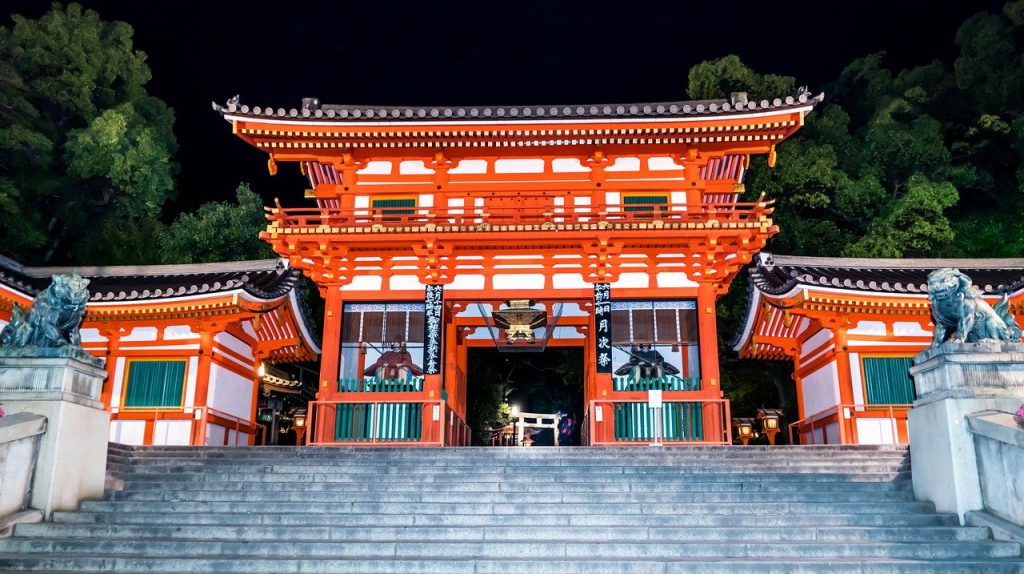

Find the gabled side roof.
xmin=0 ymin=256 xmax=302 ymax=302
xmin=750 ymin=253 xmax=1024 ymax=297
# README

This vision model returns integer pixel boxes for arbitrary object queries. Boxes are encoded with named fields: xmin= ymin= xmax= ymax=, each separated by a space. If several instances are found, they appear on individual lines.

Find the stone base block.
xmin=0 ymin=355 xmax=108 ymax=519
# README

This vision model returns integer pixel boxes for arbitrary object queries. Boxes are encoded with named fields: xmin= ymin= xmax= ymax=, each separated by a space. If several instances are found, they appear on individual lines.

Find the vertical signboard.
xmin=423 ymin=284 xmax=443 ymax=375
xmin=594 ymin=283 xmax=612 ymax=373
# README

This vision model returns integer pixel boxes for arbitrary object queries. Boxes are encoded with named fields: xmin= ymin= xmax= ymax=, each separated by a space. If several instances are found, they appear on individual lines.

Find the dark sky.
xmin=3 ymin=0 xmax=1009 ymax=215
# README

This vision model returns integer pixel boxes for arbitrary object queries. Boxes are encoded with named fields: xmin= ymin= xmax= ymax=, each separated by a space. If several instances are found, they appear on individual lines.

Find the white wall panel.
xmin=207 ymin=364 xmax=254 ymax=421
xmin=109 ymin=420 xmax=145 ymax=445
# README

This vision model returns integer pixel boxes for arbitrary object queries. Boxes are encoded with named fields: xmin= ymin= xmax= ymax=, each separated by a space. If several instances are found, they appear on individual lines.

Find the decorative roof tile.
xmin=213 ymin=91 xmax=824 ymax=123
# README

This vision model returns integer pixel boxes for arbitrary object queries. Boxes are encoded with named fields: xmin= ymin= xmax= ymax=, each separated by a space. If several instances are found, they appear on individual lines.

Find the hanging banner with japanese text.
xmin=423 ymin=284 xmax=443 ymax=375
xmin=594 ymin=283 xmax=612 ymax=373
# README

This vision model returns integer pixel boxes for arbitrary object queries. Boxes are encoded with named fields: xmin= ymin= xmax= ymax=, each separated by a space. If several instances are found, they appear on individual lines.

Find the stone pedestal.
xmin=0 ymin=354 xmax=109 ymax=519
xmin=908 ymin=341 xmax=1024 ymax=523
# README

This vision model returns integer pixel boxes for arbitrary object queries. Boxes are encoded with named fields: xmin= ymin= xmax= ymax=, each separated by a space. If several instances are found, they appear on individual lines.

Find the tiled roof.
xmin=750 ymin=253 xmax=1024 ymax=296
xmin=212 ymin=91 xmax=824 ymax=123
xmin=0 ymin=256 xmax=302 ymax=303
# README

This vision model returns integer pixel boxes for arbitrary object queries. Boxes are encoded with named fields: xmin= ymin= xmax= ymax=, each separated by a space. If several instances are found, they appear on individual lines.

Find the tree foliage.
xmin=0 ymin=3 xmax=177 ymax=264
xmin=714 ymin=1 xmax=1024 ymax=420
xmin=159 ymin=183 xmax=275 ymax=264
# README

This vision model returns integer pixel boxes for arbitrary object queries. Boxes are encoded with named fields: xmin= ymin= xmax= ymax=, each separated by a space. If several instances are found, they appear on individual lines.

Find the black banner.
xmin=594 ymin=283 xmax=612 ymax=373
xmin=423 ymin=284 xmax=443 ymax=375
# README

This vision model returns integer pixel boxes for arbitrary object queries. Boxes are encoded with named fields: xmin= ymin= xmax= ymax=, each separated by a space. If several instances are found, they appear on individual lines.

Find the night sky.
xmin=3 ymin=0 xmax=1008 ymax=216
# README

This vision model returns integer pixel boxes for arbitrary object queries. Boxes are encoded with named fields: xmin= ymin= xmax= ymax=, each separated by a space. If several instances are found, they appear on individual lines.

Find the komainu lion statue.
xmin=0 ymin=272 xmax=91 ymax=350
xmin=927 ymin=268 xmax=1022 ymax=347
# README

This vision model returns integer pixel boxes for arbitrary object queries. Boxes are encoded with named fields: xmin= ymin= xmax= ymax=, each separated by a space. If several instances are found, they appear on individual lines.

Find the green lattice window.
xmin=862 ymin=357 xmax=916 ymax=405
xmin=623 ymin=194 xmax=668 ymax=212
xmin=372 ymin=197 xmax=416 ymax=216
xmin=123 ymin=360 xmax=187 ymax=408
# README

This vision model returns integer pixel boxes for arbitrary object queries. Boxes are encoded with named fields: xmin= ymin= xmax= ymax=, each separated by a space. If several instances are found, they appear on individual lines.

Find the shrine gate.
xmin=214 ymin=90 xmax=821 ymax=445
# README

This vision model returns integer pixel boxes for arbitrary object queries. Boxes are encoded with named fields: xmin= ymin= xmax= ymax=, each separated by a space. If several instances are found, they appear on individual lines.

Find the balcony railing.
xmin=612 ymin=376 xmax=701 ymax=392
xmin=788 ymin=403 xmax=911 ymax=446
xmin=265 ymin=200 xmax=772 ymax=233
xmin=338 ymin=377 xmax=424 ymax=393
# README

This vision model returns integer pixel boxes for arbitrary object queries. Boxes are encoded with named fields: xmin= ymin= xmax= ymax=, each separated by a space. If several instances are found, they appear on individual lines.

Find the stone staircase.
xmin=1 ymin=445 xmax=1022 ymax=573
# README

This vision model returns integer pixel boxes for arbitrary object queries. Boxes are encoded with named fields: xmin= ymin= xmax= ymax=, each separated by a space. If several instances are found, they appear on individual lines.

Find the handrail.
xmin=788 ymin=403 xmax=911 ymax=446
xmin=267 ymin=201 xmax=772 ymax=230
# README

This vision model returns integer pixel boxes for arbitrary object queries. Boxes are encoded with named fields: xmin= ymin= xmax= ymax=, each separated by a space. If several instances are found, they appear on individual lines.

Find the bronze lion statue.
xmin=927 ymin=268 xmax=1022 ymax=346
xmin=1 ymin=272 xmax=90 ymax=350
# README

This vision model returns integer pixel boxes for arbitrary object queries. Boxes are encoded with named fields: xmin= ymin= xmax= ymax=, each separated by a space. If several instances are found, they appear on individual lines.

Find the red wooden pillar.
xmin=99 ymin=328 xmax=123 ymax=411
xmin=697 ymin=282 xmax=722 ymax=442
xmin=192 ymin=327 xmax=215 ymax=446
xmin=316 ymin=285 xmax=343 ymax=443
xmin=833 ymin=326 xmax=857 ymax=444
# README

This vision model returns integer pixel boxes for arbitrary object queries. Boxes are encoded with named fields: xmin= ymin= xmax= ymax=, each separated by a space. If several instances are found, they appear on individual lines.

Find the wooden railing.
xmin=307 ymin=399 xmax=471 ymax=447
xmin=112 ymin=406 xmax=257 ymax=446
xmin=788 ymin=403 xmax=911 ymax=446
xmin=583 ymin=398 xmax=731 ymax=446
xmin=266 ymin=200 xmax=772 ymax=231
xmin=337 ymin=377 xmax=424 ymax=393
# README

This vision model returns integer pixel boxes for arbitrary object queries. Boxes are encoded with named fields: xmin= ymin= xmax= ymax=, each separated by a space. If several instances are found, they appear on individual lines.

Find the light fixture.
xmin=293 ymin=414 xmax=306 ymax=428
xmin=734 ymin=418 xmax=756 ymax=446
xmin=257 ymin=363 xmax=267 ymax=378
xmin=510 ymin=404 xmax=520 ymax=417
xmin=757 ymin=409 xmax=784 ymax=446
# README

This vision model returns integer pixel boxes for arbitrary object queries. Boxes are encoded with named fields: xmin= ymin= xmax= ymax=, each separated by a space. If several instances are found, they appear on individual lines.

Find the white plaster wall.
xmin=856 ymin=418 xmax=897 ymax=445
xmin=493 ymin=274 xmax=545 ymax=290
xmin=389 ymin=275 xmax=425 ymax=291
xmin=342 ymin=276 xmax=384 ymax=291
xmin=153 ymin=420 xmax=193 ymax=446
xmin=164 ymin=325 xmax=199 ymax=340
xmin=205 ymin=423 xmax=226 ymax=446
xmin=824 ymin=422 xmax=840 ymax=444
xmin=109 ymin=357 xmax=127 ymax=411
xmin=656 ymin=273 xmax=698 ymax=288
xmin=121 ymin=327 xmax=158 ymax=342
xmin=109 ymin=420 xmax=145 ymax=445
xmin=849 ymin=352 xmax=865 ymax=406
xmin=606 ymin=157 xmax=640 ymax=172
xmin=494 ymin=158 xmax=544 ymax=173
xmin=399 ymin=160 xmax=432 ymax=174
xmin=849 ymin=321 xmax=886 ymax=335
xmin=214 ymin=332 xmax=253 ymax=361
xmin=183 ymin=356 xmax=199 ymax=408
xmin=78 ymin=328 xmax=107 ymax=343
xmin=611 ymin=273 xmax=649 ymax=289
xmin=552 ymin=274 xmax=590 ymax=290
xmin=801 ymin=329 xmax=833 ymax=359
xmin=207 ymin=364 xmax=254 ymax=421
xmin=648 ymin=157 xmax=682 ymax=171
xmin=357 ymin=160 xmax=392 ymax=175
xmin=447 ymin=274 xmax=486 ymax=290
xmin=894 ymin=322 xmax=932 ymax=337
xmin=552 ymin=158 xmax=588 ymax=173
xmin=449 ymin=160 xmax=487 ymax=174
xmin=801 ymin=361 xmax=840 ymax=417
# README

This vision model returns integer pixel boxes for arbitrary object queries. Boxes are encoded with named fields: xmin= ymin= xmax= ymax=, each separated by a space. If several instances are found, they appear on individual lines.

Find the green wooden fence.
xmin=613 ymin=376 xmax=701 ymax=392
xmin=862 ymin=357 xmax=916 ymax=405
xmin=613 ymin=401 xmax=703 ymax=442
xmin=338 ymin=377 xmax=424 ymax=393
xmin=334 ymin=402 xmax=423 ymax=442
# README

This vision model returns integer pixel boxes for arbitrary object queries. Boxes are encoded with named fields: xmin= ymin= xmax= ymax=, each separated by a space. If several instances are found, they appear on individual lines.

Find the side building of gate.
xmin=214 ymin=91 xmax=821 ymax=445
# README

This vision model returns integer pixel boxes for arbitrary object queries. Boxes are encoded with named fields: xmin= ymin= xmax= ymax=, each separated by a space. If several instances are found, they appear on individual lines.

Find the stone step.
xmin=76 ymin=499 xmax=937 ymax=515
xmin=122 ymin=470 xmax=913 ymax=483
xmin=123 ymin=462 xmax=911 ymax=474
xmin=2 ymin=539 xmax=1019 ymax=560
xmin=13 ymin=523 xmax=995 ymax=543
xmin=106 ymin=489 xmax=916 ymax=504
xmin=125 ymin=450 xmax=910 ymax=461
xmin=50 ymin=510 xmax=962 ymax=528
xmin=115 ymin=478 xmax=913 ymax=493
xmin=2 ymin=556 xmax=1020 ymax=574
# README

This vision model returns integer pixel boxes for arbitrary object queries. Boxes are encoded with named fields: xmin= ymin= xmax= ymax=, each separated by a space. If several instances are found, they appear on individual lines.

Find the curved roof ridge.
xmin=21 ymin=258 xmax=286 ymax=279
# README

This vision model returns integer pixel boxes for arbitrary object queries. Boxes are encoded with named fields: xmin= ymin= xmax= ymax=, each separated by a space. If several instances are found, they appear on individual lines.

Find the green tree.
xmin=687 ymin=55 xmax=796 ymax=101
xmin=159 ymin=183 xmax=274 ymax=264
xmin=0 ymin=3 xmax=177 ymax=264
